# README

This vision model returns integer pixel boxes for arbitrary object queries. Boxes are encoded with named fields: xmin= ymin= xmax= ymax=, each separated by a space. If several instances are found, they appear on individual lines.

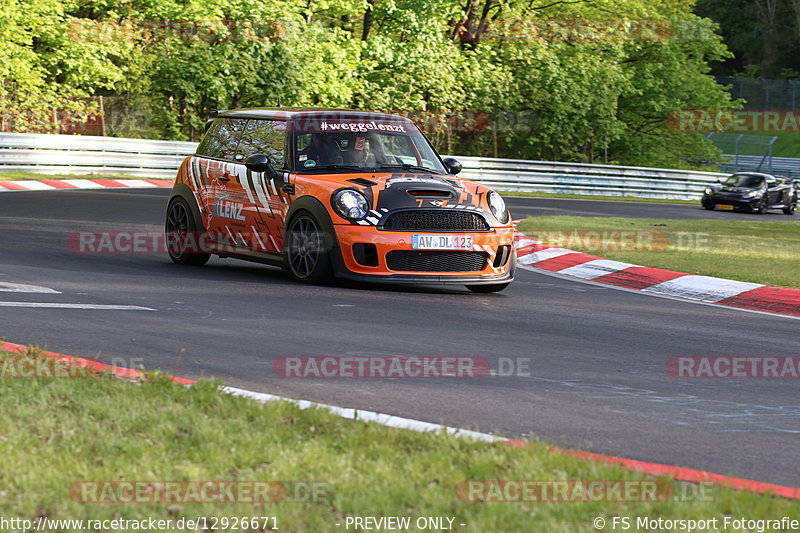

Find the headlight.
xmin=333 ymin=189 xmax=369 ymax=220
xmin=743 ymin=190 xmax=760 ymax=198
xmin=488 ymin=191 xmax=508 ymax=223
xmin=704 ymin=187 xmax=712 ymax=195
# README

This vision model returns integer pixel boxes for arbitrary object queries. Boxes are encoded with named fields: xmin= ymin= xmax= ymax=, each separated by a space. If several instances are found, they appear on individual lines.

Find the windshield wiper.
xmin=379 ymin=164 xmax=442 ymax=174
xmin=303 ymin=164 xmax=364 ymax=172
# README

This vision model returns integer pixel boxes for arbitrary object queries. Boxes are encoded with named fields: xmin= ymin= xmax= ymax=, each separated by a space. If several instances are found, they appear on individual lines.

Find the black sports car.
xmin=701 ymin=172 xmax=797 ymax=215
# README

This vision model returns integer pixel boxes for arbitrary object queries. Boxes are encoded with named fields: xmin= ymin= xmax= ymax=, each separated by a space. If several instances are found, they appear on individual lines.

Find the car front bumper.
xmin=704 ymin=194 xmax=762 ymax=210
xmin=330 ymin=224 xmax=516 ymax=285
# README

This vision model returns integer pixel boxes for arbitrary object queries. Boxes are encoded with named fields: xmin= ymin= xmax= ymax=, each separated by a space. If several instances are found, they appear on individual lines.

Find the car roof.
xmin=217 ymin=107 xmax=413 ymax=122
xmin=732 ymin=172 xmax=773 ymax=178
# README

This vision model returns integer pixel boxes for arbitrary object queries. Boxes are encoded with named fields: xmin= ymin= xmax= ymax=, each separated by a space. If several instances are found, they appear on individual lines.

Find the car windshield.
xmin=289 ymin=115 xmax=446 ymax=174
xmin=724 ymin=174 xmax=765 ymax=188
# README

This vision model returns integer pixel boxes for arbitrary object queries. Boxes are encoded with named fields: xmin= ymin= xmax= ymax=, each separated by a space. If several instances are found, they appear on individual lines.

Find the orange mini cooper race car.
xmin=165 ymin=108 xmax=515 ymax=292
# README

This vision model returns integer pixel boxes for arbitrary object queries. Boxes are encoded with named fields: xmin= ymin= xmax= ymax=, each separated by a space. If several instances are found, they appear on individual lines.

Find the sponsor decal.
xmin=298 ymin=154 xmax=308 ymax=161
xmin=304 ymin=160 xmax=316 ymax=168
xmin=212 ymin=201 xmax=246 ymax=221
xmin=319 ymin=120 xmax=407 ymax=133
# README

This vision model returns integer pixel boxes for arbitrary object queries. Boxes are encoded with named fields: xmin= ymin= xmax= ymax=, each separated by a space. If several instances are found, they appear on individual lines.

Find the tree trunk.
xmin=361 ymin=0 xmax=375 ymax=41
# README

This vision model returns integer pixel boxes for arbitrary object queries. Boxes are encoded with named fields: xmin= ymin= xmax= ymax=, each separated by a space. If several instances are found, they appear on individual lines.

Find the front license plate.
xmin=717 ymin=204 xmax=734 ymax=210
xmin=412 ymin=234 xmax=473 ymax=250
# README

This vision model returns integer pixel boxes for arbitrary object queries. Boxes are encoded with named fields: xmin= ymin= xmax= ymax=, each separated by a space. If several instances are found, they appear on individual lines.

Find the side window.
xmin=195 ymin=118 xmax=246 ymax=160
xmin=236 ymin=120 xmax=287 ymax=169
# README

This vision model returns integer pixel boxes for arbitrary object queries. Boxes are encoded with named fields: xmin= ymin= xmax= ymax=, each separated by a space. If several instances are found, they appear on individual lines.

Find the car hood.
xmin=716 ymin=186 xmax=758 ymax=193
xmin=323 ymin=171 xmax=504 ymax=226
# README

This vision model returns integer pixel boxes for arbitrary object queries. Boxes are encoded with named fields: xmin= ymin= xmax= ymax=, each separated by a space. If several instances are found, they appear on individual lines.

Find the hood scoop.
xmin=407 ymin=189 xmax=453 ymax=198
xmin=348 ymin=177 xmax=378 ymax=186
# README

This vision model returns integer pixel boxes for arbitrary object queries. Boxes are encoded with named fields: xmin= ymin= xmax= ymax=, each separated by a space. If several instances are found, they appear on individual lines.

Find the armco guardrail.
xmin=719 ymin=155 xmax=800 ymax=178
xmin=0 ymin=132 xmax=197 ymax=180
xmin=0 ymin=132 xmax=729 ymax=200
xmin=452 ymin=156 xmax=726 ymax=200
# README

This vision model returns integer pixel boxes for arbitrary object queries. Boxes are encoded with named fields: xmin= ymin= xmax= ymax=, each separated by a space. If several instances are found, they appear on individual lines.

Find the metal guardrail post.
xmin=734 ymin=134 xmax=743 ymax=171
xmin=755 ymin=137 xmax=778 ymax=174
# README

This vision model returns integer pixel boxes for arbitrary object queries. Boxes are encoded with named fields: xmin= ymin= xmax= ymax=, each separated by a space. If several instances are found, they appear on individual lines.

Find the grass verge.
xmin=0 ymin=347 xmax=796 ymax=531
xmin=516 ymin=216 xmax=800 ymax=289
xmin=500 ymin=191 xmax=698 ymax=205
xmin=0 ymin=171 xmax=170 ymax=181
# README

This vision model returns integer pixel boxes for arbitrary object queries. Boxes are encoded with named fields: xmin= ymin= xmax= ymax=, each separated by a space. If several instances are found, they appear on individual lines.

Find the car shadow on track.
xmin=152 ymin=257 xmax=488 ymax=296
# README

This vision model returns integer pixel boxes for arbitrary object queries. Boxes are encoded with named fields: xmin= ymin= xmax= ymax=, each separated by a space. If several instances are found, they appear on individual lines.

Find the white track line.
xmin=0 ymin=282 xmax=60 ymax=294
xmin=557 ymin=259 xmax=636 ymax=281
xmin=11 ymin=181 xmax=55 ymax=190
xmin=517 ymin=247 xmax=576 ymax=265
xmin=0 ymin=302 xmax=154 ymax=310
xmin=118 ymin=179 xmax=158 ymax=188
xmin=221 ymin=386 xmax=503 ymax=442
xmin=60 ymin=180 xmax=106 ymax=189
xmin=641 ymin=276 xmax=764 ymax=304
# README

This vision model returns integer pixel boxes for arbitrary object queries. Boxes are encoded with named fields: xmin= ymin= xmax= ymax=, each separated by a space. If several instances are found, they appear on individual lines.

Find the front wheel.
xmin=784 ymin=202 xmax=797 ymax=215
xmin=285 ymin=212 xmax=333 ymax=283
xmin=466 ymin=283 xmax=510 ymax=293
xmin=756 ymin=197 xmax=768 ymax=215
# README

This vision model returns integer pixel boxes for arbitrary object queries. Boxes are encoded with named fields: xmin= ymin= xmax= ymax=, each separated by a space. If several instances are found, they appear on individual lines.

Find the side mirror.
xmin=442 ymin=157 xmax=462 ymax=175
xmin=245 ymin=154 xmax=277 ymax=179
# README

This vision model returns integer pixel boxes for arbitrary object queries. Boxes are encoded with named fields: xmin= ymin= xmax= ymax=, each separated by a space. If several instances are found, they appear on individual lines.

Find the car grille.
xmin=386 ymin=251 xmax=488 ymax=272
xmin=382 ymin=210 xmax=489 ymax=231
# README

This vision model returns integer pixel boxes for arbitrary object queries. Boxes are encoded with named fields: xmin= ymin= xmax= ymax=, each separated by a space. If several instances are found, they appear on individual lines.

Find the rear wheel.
xmin=285 ymin=212 xmax=333 ymax=283
xmin=165 ymin=198 xmax=210 ymax=266
xmin=466 ymin=283 xmax=510 ymax=293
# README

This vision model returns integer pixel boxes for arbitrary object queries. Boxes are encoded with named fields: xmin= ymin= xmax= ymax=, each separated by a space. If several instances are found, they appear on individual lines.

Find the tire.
xmin=756 ymin=197 xmax=768 ymax=215
xmin=466 ymin=283 xmax=511 ymax=293
xmin=165 ymin=197 xmax=211 ymax=266
xmin=285 ymin=211 xmax=333 ymax=283
xmin=784 ymin=202 xmax=797 ymax=215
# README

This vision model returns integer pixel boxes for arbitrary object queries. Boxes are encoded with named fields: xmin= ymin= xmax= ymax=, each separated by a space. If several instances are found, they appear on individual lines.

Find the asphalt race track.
xmin=1 ymin=190 xmax=798 ymax=485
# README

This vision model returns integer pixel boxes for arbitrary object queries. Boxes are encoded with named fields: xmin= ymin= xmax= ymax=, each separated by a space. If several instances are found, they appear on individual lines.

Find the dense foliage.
xmin=1 ymin=0 xmax=738 ymax=167
xmin=696 ymin=0 xmax=800 ymax=79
